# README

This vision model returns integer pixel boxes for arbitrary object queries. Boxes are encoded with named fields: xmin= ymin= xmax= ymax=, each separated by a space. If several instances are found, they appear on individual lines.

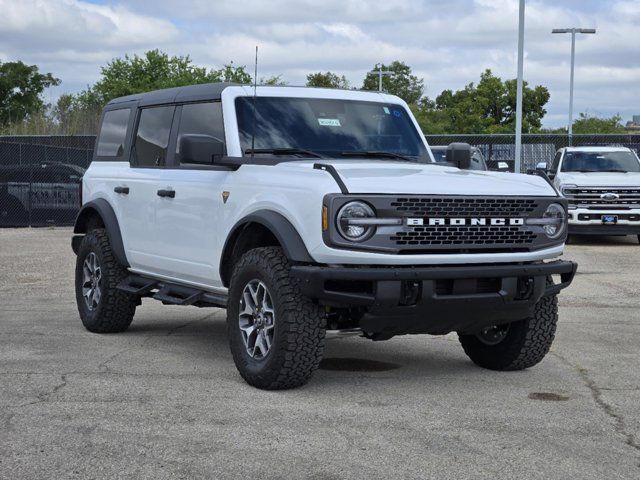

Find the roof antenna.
xmin=250 ymin=45 xmax=258 ymax=159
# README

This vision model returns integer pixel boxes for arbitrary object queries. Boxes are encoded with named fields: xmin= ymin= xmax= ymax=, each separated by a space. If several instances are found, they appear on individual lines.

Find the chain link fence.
xmin=1 ymin=133 xmax=640 ymax=227
xmin=426 ymin=134 xmax=640 ymax=172
xmin=0 ymin=136 xmax=95 ymax=227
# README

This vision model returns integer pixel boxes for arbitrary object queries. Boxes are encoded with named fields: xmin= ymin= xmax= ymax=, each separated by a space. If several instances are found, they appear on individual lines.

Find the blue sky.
xmin=0 ymin=0 xmax=638 ymax=128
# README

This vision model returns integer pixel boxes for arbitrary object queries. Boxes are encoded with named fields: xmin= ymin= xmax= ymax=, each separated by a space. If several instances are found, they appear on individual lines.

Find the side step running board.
xmin=117 ymin=274 xmax=227 ymax=308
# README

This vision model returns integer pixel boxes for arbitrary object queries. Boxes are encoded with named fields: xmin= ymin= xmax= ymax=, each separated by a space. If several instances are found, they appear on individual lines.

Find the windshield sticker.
xmin=383 ymin=107 xmax=390 ymax=114
xmin=392 ymin=110 xmax=402 ymax=118
xmin=318 ymin=118 xmax=341 ymax=127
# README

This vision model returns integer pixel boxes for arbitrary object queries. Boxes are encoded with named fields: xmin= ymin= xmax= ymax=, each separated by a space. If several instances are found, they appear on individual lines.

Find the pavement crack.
xmin=552 ymin=351 xmax=640 ymax=458
xmin=166 ymin=313 xmax=212 ymax=336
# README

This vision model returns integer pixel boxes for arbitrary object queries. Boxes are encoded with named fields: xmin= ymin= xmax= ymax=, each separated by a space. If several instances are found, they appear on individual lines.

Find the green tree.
xmin=306 ymin=71 xmax=349 ymax=89
xmin=361 ymin=61 xmax=424 ymax=104
xmin=414 ymin=69 xmax=550 ymax=134
xmin=88 ymin=50 xmax=250 ymax=105
xmin=572 ymin=113 xmax=625 ymax=134
xmin=260 ymin=74 xmax=288 ymax=86
xmin=0 ymin=61 xmax=60 ymax=126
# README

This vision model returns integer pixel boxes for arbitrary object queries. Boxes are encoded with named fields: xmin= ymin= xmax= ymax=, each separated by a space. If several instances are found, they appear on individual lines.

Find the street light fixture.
xmin=552 ymin=27 xmax=596 ymax=141
xmin=367 ymin=65 xmax=395 ymax=92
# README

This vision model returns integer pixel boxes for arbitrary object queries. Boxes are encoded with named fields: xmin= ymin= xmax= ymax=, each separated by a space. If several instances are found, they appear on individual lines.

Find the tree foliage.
xmin=361 ymin=61 xmax=424 ymax=104
xmin=571 ymin=112 xmax=625 ymax=134
xmin=306 ymin=71 xmax=349 ymax=89
xmin=414 ymin=69 xmax=550 ymax=134
xmin=88 ymin=50 xmax=250 ymax=105
xmin=0 ymin=61 xmax=60 ymax=126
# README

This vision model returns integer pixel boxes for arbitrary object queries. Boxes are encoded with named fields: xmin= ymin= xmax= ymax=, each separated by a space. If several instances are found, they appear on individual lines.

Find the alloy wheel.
xmin=82 ymin=252 xmax=102 ymax=311
xmin=238 ymin=279 xmax=275 ymax=359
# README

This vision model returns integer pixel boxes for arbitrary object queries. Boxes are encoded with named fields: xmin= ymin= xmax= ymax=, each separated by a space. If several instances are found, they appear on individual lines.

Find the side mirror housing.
xmin=536 ymin=162 xmax=548 ymax=172
xmin=179 ymin=134 xmax=225 ymax=165
xmin=446 ymin=143 xmax=472 ymax=170
xmin=497 ymin=161 xmax=510 ymax=172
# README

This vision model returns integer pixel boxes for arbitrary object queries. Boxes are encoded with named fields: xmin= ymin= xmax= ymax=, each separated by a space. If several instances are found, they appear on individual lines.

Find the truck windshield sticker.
xmin=318 ymin=118 xmax=341 ymax=127
xmin=383 ymin=106 xmax=390 ymax=114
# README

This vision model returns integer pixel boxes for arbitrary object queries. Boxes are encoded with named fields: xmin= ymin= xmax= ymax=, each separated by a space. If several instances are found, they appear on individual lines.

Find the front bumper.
xmin=291 ymin=260 xmax=577 ymax=337
xmin=568 ymin=208 xmax=640 ymax=235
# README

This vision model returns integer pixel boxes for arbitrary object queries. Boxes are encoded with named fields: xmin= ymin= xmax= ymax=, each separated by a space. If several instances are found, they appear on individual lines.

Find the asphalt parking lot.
xmin=0 ymin=228 xmax=639 ymax=479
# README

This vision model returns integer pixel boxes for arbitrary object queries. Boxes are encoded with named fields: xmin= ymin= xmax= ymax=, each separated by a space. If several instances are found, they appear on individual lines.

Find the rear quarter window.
xmin=96 ymin=109 xmax=131 ymax=158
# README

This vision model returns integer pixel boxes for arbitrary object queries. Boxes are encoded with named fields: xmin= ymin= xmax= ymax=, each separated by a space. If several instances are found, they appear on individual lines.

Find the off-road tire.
xmin=75 ymin=229 xmax=136 ymax=333
xmin=458 ymin=289 xmax=558 ymax=371
xmin=227 ymin=247 xmax=326 ymax=390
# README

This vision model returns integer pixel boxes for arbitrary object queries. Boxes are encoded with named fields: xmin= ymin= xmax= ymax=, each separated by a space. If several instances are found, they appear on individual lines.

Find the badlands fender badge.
xmin=222 ymin=191 xmax=230 ymax=204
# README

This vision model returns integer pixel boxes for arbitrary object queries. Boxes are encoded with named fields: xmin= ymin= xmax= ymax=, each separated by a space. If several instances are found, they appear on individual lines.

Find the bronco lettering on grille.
xmin=406 ymin=218 xmax=525 ymax=226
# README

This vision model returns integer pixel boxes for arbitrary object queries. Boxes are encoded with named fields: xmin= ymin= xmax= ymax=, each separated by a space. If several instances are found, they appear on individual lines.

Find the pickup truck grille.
xmin=563 ymin=187 xmax=640 ymax=209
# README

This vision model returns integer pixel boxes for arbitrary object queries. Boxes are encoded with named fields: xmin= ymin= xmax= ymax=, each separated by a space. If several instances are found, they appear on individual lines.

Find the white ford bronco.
xmin=72 ymin=84 xmax=576 ymax=389
xmin=543 ymin=146 xmax=640 ymax=242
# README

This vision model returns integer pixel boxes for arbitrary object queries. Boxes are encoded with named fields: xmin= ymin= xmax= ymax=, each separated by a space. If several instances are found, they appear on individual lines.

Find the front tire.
xmin=227 ymin=247 xmax=326 ymax=390
xmin=458 ymin=290 xmax=558 ymax=371
xmin=75 ymin=229 xmax=137 ymax=333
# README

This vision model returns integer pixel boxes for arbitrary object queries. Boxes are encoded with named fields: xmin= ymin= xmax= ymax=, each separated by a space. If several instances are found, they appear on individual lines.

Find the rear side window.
xmin=133 ymin=106 xmax=175 ymax=167
xmin=175 ymin=102 xmax=225 ymax=163
xmin=96 ymin=109 xmax=130 ymax=157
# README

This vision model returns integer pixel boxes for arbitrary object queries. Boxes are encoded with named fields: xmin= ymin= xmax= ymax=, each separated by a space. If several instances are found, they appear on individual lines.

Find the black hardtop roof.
xmin=106 ymin=82 xmax=240 ymax=108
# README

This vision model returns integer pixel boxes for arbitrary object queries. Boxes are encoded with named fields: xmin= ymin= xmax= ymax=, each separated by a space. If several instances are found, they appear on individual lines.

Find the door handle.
xmin=157 ymin=189 xmax=175 ymax=198
xmin=114 ymin=186 xmax=129 ymax=195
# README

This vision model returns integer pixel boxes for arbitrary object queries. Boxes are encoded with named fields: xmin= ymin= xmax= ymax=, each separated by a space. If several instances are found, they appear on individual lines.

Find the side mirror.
xmin=179 ymin=134 xmax=225 ymax=165
xmin=497 ymin=162 xmax=510 ymax=172
xmin=446 ymin=142 xmax=472 ymax=170
xmin=536 ymin=162 xmax=548 ymax=172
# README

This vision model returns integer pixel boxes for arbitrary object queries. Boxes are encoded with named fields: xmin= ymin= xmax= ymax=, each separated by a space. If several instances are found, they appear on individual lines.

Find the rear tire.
xmin=75 ymin=229 xmax=137 ymax=333
xmin=458 ymin=290 xmax=558 ymax=371
xmin=227 ymin=247 xmax=326 ymax=390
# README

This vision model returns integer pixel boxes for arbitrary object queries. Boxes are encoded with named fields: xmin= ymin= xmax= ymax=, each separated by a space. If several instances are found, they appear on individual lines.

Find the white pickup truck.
xmin=71 ymin=84 xmax=576 ymax=389
xmin=545 ymin=146 xmax=640 ymax=242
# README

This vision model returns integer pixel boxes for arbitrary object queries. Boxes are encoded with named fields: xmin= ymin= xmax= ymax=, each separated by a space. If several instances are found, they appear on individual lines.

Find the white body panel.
xmin=82 ymin=87 xmax=565 ymax=293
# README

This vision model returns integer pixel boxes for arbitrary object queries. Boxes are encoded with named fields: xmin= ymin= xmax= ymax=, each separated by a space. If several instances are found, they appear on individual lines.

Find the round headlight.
xmin=543 ymin=203 xmax=566 ymax=239
xmin=337 ymin=201 xmax=376 ymax=242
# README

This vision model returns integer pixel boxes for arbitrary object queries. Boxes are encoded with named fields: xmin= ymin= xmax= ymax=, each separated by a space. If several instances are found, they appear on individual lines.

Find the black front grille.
xmin=388 ymin=196 xmax=538 ymax=250
xmin=391 ymin=225 xmax=536 ymax=246
xmin=390 ymin=197 xmax=537 ymax=216
xmin=324 ymin=194 xmax=561 ymax=254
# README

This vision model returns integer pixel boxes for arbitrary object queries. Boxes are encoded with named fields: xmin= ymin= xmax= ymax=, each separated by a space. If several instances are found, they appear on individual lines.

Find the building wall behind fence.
xmin=1 ymin=134 xmax=640 ymax=227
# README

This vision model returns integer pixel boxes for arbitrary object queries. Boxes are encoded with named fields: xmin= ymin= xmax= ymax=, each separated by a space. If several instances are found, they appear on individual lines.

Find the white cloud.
xmin=0 ymin=0 xmax=638 ymax=127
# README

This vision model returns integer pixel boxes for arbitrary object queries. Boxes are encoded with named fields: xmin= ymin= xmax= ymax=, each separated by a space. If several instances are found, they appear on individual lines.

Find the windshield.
xmin=235 ymin=97 xmax=429 ymax=161
xmin=561 ymin=151 xmax=640 ymax=173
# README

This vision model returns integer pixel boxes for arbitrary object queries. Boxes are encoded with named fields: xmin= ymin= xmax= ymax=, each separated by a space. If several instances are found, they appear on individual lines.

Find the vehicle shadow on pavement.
xmin=122 ymin=311 xmax=480 ymax=385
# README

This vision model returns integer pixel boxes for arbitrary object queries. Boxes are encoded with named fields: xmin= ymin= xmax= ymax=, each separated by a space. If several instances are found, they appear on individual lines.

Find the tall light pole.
xmin=514 ymin=0 xmax=525 ymax=174
xmin=552 ymin=28 xmax=596 ymax=143
xmin=367 ymin=65 xmax=395 ymax=92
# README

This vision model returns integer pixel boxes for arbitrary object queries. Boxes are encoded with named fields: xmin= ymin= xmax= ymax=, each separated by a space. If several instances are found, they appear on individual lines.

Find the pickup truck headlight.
xmin=542 ymin=203 xmax=566 ymax=239
xmin=337 ymin=201 xmax=376 ymax=242
xmin=560 ymin=184 xmax=578 ymax=209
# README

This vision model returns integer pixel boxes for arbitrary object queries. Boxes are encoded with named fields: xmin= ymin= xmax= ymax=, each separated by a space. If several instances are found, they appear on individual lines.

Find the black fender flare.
xmin=220 ymin=210 xmax=314 ymax=283
xmin=72 ymin=198 xmax=129 ymax=267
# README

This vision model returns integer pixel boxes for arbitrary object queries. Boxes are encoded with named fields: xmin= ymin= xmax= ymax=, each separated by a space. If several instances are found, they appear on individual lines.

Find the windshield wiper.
xmin=600 ymin=169 xmax=628 ymax=173
xmin=244 ymin=148 xmax=324 ymax=158
xmin=339 ymin=150 xmax=416 ymax=162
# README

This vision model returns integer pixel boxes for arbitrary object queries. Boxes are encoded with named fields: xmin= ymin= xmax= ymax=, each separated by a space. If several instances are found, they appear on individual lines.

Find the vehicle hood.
xmin=281 ymin=160 xmax=557 ymax=196
xmin=557 ymin=171 xmax=640 ymax=187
